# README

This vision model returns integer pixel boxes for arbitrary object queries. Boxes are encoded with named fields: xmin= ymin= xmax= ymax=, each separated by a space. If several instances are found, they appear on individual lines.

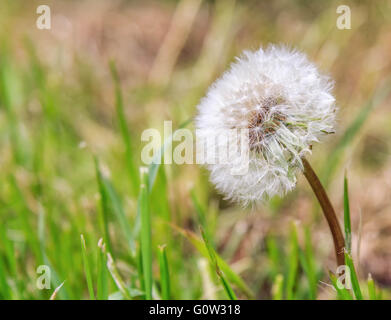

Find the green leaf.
xmin=97 ymin=239 xmax=109 ymax=300
xmin=286 ymin=222 xmax=299 ymax=300
xmin=173 ymin=225 xmax=254 ymax=299
xmin=139 ymin=167 xmax=153 ymax=300
xmin=94 ymin=158 xmax=113 ymax=254
xmin=158 ymin=245 xmax=171 ymax=300
xmin=109 ymin=61 xmax=139 ymax=195
xmin=266 ymin=235 xmax=281 ymax=278
xmin=343 ymin=173 xmax=352 ymax=254
xmin=344 ymin=251 xmax=363 ymax=300
xmin=367 ymin=274 xmax=376 ymax=300
xmin=148 ymin=118 xmax=192 ymax=193
xmin=329 ymin=271 xmax=353 ymax=300
xmin=303 ymin=227 xmax=317 ymax=299
xmin=272 ymin=274 xmax=284 ymax=300
xmin=80 ymin=234 xmax=96 ymax=300
xmin=106 ymin=253 xmax=132 ymax=300
xmin=0 ymin=254 xmax=11 ymax=299
xmin=200 ymin=227 xmax=237 ymax=300
xmin=191 ymin=190 xmax=214 ymax=247
xmin=95 ymin=158 xmax=135 ymax=254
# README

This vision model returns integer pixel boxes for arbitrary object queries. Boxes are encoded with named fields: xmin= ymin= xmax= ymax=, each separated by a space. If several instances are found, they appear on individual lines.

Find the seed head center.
xmin=248 ymin=96 xmax=286 ymax=152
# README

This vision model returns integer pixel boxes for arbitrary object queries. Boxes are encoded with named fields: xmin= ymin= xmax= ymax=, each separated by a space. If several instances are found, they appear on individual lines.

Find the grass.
xmin=157 ymin=245 xmax=171 ymax=300
xmin=0 ymin=0 xmax=390 ymax=300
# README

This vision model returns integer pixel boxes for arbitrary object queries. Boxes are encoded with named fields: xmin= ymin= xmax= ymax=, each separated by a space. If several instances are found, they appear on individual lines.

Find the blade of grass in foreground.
xmin=106 ymin=253 xmax=132 ymax=300
xmin=191 ymin=190 xmax=214 ymax=247
xmin=200 ymin=228 xmax=237 ymax=300
xmin=148 ymin=118 xmax=192 ymax=193
xmin=344 ymin=251 xmax=363 ymax=300
xmin=0 ymin=223 xmax=14 ymax=299
xmin=36 ymin=204 xmax=69 ymax=299
xmin=172 ymin=224 xmax=254 ymax=299
xmin=0 ymin=254 xmax=11 ymax=299
xmin=272 ymin=274 xmax=284 ymax=300
xmin=95 ymin=158 xmax=135 ymax=254
xmin=97 ymin=239 xmax=109 ymax=300
xmin=157 ymin=245 xmax=171 ymax=300
xmin=303 ymin=227 xmax=317 ymax=299
xmin=343 ymin=173 xmax=352 ymax=254
xmin=329 ymin=271 xmax=353 ymax=300
xmin=109 ymin=61 xmax=139 ymax=195
xmin=286 ymin=222 xmax=299 ymax=300
xmin=342 ymin=178 xmax=363 ymax=300
xmin=131 ymin=119 xmax=192 ymax=240
xmin=80 ymin=234 xmax=96 ymax=300
xmin=266 ymin=235 xmax=281 ymax=279
xmin=94 ymin=158 xmax=112 ymax=254
xmin=139 ymin=167 xmax=152 ymax=300
xmin=136 ymin=246 xmax=145 ymax=294
xmin=367 ymin=274 xmax=376 ymax=300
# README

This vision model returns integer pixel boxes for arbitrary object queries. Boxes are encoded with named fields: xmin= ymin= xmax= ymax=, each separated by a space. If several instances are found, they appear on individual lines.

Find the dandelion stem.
xmin=302 ymin=158 xmax=345 ymax=267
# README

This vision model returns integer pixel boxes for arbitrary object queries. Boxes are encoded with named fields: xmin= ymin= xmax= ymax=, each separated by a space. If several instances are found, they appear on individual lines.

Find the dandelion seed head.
xmin=196 ymin=45 xmax=337 ymax=204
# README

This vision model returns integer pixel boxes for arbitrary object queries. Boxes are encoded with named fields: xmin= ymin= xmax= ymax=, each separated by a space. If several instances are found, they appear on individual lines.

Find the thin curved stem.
xmin=302 ymin=157 xmax=345 ymax=267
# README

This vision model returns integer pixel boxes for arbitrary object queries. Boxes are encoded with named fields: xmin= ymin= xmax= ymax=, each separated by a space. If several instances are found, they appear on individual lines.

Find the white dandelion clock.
xmin=196 ymin=45 xmax=337 ymax=204
xmin=196 ymin=44 xmax=346 ymax=267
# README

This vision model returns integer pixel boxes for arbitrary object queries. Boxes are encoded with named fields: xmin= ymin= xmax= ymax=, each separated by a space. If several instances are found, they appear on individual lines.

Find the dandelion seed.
xmin=196 ymin=44 xmax=337 ymax=204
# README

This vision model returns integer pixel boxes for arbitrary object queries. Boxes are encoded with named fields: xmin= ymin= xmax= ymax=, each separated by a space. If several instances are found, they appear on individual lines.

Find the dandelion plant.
xmin=196 ymin=45 xmax=345 ymax=267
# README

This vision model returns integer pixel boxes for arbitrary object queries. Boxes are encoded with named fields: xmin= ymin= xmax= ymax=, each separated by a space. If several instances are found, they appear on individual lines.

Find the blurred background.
xmin=0 ymin=0 xmax=390 ymax=299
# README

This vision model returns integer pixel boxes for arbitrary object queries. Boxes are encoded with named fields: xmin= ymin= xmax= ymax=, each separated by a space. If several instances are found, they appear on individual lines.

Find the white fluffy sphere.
xmin=195 ymin=45 xmax=337 ymax=204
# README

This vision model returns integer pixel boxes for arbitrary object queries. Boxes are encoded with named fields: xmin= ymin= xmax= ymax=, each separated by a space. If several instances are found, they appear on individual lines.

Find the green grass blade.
xmin=200 ymin=228 xmax=236 ymax=300
xmin=0 ymin=224 xmax=15 ymax=299
xmin=266 ymin=235 xmax=281 ymax=278
xmin=286 ymin=222 xmax=299 ymax=300
xmin=106 ymin=253 xmax=132 ymax=300
xmin=0 ymin=255 xmax=11 ymax=299
xmin=97 ymin=239 xmax=109 ymax=300
xmin=272 ymin=274 xmax=284 ymax=300
xmin=191 ymin=190 xmax=214 ymax=247
xmin=367 ymin=274 xmax=376 ymax=300
xmin=8 ymin=176 xmax=42 ymax=262
xmin=109 ymin=61 xmax=139 ymax=195
xmin=173 ymin=225 xmax=254 ymax=299
xmin=377 ymin=288 xmax=383 ymax=300
xmin=0 ymin=47 xmax=27 ymax=166
xmin=131 ymin=119 xmax=192 ymax=250
xmin=139 ymin=167 xmax=152 ymax=300
xmin=329 ymin=271 xmax=353 ymax=300
xmin=343 ymin=173 xmax=352 ymax=254
xmin=148 ymin=118 xmax=192 ymax=193
xmin=344 ymin=251 xmax=363 ymax=300
xmin=94 ymin=158 xmax=113 ymax=254
xmin=80 ymin=234 xmax=95 ymax=300
xmin=157 ymin=245 xmax=171 ymax=300
xmin=137 ymin=246 xmax=145 ymax=294
xmin=95 ymin=159 xmax=135 ymax=253
xmin=219 ymin=275 xmax=237 ymax=300
xmin=303 ymin=227 xmax=317 ymax=299
xmin=191 ymin=190 xmax=207 ymax=229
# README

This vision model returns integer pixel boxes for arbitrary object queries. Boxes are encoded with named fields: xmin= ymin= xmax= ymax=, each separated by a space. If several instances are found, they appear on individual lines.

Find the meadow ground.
xmin=0 ymin=0 xmax=391 ymax=300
